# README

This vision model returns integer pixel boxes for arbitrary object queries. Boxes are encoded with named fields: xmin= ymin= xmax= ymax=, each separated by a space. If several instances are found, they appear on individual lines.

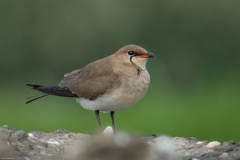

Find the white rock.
xmin=114 ymin=132 xmax=131 ymax=148
xmin=196 ymin=141 xmax=204 ymax=145
xmin=23 ymin=157 xmax=30 ymax=160
xmin=47 ymin=140 xmax=60 ymax=145
xmin=218 ymin=152 xmax=229 ymax=158
xmin=150 ymin=136 xmax=178 ymax=160
xmin=28 ymin=133 xmax=35 ymax=138
xmin=101 ymin=126 xmax=114 ymax=135
xmin=53 ymin=141 xmax=60 ymax=145
xmin=153 ymin=136 xmax=175 ymax=154
xmin=207 ymin=141 xmax=220 ymax=148
xmin=222 ymin=152 xmax=228 ymax=157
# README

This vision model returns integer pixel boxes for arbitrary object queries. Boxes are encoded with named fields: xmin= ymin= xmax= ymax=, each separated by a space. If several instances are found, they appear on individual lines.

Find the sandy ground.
xmin=0 ymin=125 xmax=240 ymax=160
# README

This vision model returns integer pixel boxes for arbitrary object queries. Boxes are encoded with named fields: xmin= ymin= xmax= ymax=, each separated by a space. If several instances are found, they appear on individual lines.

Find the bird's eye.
xmin=128 ymin=51 xmax=135 ymax=56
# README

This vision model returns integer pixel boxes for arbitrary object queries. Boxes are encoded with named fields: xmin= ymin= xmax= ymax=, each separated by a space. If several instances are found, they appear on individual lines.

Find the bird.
xmin=26 ymin=44 xmax=154 ymax=132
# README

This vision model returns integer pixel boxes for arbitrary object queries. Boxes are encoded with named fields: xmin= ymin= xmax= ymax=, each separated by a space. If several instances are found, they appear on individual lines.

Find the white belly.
xmin=77 ymin=74 xmax=150 ymax=112
xmin=76 ymin=88 xmax=142 ymax=112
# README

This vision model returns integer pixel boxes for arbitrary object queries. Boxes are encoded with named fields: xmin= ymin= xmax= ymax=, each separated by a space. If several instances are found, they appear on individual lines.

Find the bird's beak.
xmin=140 ymin=52 xmax=155 ymax=58
xmin=147 ymin=52 xmax=154 ymax=58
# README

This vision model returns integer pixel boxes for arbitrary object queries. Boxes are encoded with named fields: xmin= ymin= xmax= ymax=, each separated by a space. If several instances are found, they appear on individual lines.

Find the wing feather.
xmin=59 ymin=59 xmax=119 ymax=100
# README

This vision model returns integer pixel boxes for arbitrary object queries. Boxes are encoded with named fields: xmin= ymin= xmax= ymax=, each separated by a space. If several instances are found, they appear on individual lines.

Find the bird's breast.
xmin=113 ymin=70 xmax=150 ymax=109
xmin=121 ymin=70 xmax=150 ymax=98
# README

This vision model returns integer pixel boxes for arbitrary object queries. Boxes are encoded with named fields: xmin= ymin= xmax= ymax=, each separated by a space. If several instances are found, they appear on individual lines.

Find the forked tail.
xmin=26 ymin=84 xmax=77 ymax=104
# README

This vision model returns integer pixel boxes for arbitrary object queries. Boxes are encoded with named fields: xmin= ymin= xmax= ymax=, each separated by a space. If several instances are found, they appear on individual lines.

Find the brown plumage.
xmin=26 ymin=44 xmax=154 ymax=132
xmin=59 ymin=58 xmax=120 ymax=100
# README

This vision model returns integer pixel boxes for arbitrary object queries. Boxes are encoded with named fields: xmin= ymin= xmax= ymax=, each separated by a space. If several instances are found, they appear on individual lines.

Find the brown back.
xmin=59 ymin=57 xmax=119 ymax=100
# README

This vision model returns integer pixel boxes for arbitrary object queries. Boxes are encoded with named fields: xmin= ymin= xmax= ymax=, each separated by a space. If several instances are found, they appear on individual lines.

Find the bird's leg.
xmin=110 ymin=111 xmax=115 ymax=133
xmin=95 ymin=110 xmax=102 ymax=131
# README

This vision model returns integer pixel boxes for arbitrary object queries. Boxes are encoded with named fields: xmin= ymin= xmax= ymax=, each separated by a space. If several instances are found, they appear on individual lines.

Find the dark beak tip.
xmin=148 ymin=52 xmax=155 ymax=58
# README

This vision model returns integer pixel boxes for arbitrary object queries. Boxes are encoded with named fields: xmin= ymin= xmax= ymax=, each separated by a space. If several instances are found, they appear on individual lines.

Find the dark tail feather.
xmin=26 ymin=84 xmax=77 ymax=104
xmin=26 ymin=94 xmax=48 ymax=104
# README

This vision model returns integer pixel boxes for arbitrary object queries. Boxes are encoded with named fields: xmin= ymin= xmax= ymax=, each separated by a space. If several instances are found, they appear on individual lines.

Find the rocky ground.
xmin=0 ymin=125 xmax=240 ymax=160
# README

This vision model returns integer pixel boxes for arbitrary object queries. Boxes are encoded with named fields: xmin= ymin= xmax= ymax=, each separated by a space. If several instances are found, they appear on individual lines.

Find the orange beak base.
xmin=140 ymin=52 xmax=154 ymax=58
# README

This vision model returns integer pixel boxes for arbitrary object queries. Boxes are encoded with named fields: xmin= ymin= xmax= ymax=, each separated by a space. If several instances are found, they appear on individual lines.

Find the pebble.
xmin=218 ymin=152 xmax=229 ymax=158
xmin=207 ymin=141 xmax=221 ymax=148
xmin=150 ymin=134 xmax=157 ymax=138
xmin=47 ymin=140 xmax=60 ymax=145
xmin=28 ymin=133 xmax=35 ymax=138
xmin=196 ymin=141 xmax=204 ymax=145
xmin=222 ymin=152 xmax=228 ymax=157
xmin=114 ymin=132 xmax=131 ymax=148
xmin=101 ymin=126 xmax=114 ymax=135
xmin=23 ymin=157 xmax=30 ymax=160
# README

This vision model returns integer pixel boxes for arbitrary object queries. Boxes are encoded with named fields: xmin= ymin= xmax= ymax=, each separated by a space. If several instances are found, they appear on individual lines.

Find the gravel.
xmin=0 ymin=125 xmax=240 ymax=160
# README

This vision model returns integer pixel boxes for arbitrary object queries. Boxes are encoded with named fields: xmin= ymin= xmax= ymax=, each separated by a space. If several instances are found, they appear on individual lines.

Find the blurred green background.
xmin=1 ymin=1 xmax=240 ymax=142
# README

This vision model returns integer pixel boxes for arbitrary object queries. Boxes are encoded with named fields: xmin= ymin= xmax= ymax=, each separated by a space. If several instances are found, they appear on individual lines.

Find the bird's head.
xmin=114 ymin=44 xmax=154 ymax=71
